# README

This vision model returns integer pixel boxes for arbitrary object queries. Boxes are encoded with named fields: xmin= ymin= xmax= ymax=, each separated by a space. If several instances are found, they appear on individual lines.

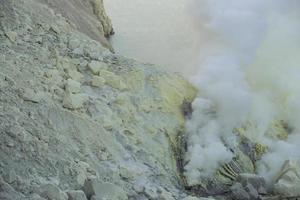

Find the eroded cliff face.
xmin=0 ymin=0 xmax=203 ymax=200
xmin=37 ymin=0 xmax=114 ymax=51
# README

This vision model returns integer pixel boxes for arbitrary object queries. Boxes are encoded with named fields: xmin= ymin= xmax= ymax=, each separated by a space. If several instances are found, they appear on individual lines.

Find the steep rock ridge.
xmin=0 ymin=0 xmax=208 ymax=200
xmin=38 ymin=0 xmax=114 ymax=51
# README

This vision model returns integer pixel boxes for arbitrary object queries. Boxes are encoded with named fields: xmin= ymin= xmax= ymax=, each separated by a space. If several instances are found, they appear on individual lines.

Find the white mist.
xmin=184 ymin=0 xmax=300 ymax=186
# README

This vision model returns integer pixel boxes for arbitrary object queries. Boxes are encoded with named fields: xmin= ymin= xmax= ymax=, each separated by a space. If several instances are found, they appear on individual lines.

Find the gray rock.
xmin=22 ymin=88 xmax=45 ymax=103
xmin=245 ymin=183 xmax=259 ymax=199
xmin=65 ymin=79 xmax=81 ymax=94
xmin=88 ymin=61 xmax=108 ymax=75
xmin=27 ymin=194 xmax=47 ymax=200
xmin=91 ymin=76 xmax=105 ymax=88
xmin=230 ymin=182 xmax=250 ymax=200
xmin=6 ymin=170 xmax=17 ymax=183
xmin=63 ymin=93 xmax=88 ymax=109
xmin=0 ymin=178 xmax=25 ymax=200
xmin=83 ymin=178 xmax=128 ymax=200
xmin=5 ymin=31 xmax=17 ymax=42
xmin=182 ymin=197 xmax=216 ymax=200
xmin=144 ymin=184 xmax=158 ymax=199
xmin=273 ymin=160 xmax=300 ymax=197
xmin=66 ymin=190 xmax=87 ymax=200
xmin=237 ymin=173 xmax=266 ymax=193
xmin=37 ymin=184 xmax=68 ymax=200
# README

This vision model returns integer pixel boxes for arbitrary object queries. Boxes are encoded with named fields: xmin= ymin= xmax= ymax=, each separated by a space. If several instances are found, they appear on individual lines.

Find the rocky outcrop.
xmin=91 ymin=0 xmax=114 ymax=37
xmin=38 ymin=0 xmax=114 ymax=51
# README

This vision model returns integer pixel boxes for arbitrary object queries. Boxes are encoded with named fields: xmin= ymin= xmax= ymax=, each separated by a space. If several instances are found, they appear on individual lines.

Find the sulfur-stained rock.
xmin=63 ymin=93 xmax=88 ymax=109
xmin=5 ymin=31 xmax=17 ymax=42
xmin=45 ymin=69 xmax=64 ymax=83
xmin=88 ymin=61 xmax=108 ymax=75
xmin=99 ymin=70 xmax=126 ymax=90
xmin=68 ymin=70 xmax=84 ymax=82
xmin=91 ymin=76 xmax=105 ymax=87
xmin=83 ymin=178 xmax=127 ymax=200
xmin=65 ymin=79 xmax=81 ymax=94
xmin=155 ymin=74 xmax=197 ymax=125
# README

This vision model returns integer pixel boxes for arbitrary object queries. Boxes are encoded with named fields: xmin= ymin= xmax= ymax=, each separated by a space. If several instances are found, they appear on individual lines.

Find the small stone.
xmin=144 ymin=185 xmax=158 ymax=199
xmin=6 ymin=142 xmax=14 ymax=147
xmin=45 ymin=69 xmax=63 ymax=83
xmin=84 ymin=44 xmax=106 ymax=60
xmin=83 ymin=178 xmax=127 ymax=200
xmin=65 ymin=79 xmax=81 ymax=94
xmin=72 ymin=48 xmax=84 ymax=57
xmin=119 ymin=167 xmax=135 ymax=180
xmin=114 ymin=93 xmax=128 ymax=105
xmin=36 ymin=37 xmax=43 ymax=44
xmin=6 ymin=170 xmax=17 ymax=183
xmin=5 ymin=31 xmax=17 ymax=42
xmin=22 ymin=88 xmax=44 ymax=103
xmin=237 ymin=173 xmax=266 ymax=191
xmin=230 ymin=182 xmax=250 ymax=200
xmin=88 ymin=61 xmax=108 ymax=75
xmin=158 ymin=188 xmax=174 ymax=200
xmin=182 ymin=197 xmax=216 ymax=200
xmin=50 ymin=24 xmax=61 ymax=34
xmin=91 ymin=76 xmax=105 ymax=87
xmin=133 ymin=177 xmax=146 ymax=193
xmin=63 ymin=166 xmax=70 ymax=175
xmin=28 ymin=193 xmax=47 ymax=200
xmin=77 ymin=172 xmax=87 ymax=187
xmin=66 ymin=190 xmax=87 ymax=200
xmin=68 ymin=37 xmax=81 ymax=50
xmin=63 ymin=93 xmax=88 ymax=109
xmin=90 ymin=195 xmax=98 ymax=200
xmin=133 ymin=182 xmax=144 ymax=193
xmin=245 ymin=183 xmax=259 ymax=199
xmin=38 ymin=184 xmax=67 ymax=200
xmin=68 ymin=70 xmax=84 ymax=82
xmin=0 ymin=178 xmax=25 ymax=199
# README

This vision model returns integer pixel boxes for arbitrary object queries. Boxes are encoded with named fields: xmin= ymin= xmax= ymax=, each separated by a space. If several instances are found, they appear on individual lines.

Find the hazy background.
xmin=104 ymin=0 xmax=209 ymax=76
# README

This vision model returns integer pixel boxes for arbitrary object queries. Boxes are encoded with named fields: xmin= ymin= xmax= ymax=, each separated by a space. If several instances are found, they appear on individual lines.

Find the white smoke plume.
xmin=184 ymin=0 xmax=300 ymax=186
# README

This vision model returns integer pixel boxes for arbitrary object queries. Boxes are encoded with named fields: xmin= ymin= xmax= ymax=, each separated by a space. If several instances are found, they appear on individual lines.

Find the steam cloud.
xmin=184 ymin=0 xmax=300 ymax=186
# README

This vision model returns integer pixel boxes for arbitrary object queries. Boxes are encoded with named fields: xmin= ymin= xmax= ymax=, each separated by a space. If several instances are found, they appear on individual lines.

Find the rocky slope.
xmin=1 ymin=0 xmax=300 ymax=200
xmin=0 ymin=0 xmax=204 ymax=199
